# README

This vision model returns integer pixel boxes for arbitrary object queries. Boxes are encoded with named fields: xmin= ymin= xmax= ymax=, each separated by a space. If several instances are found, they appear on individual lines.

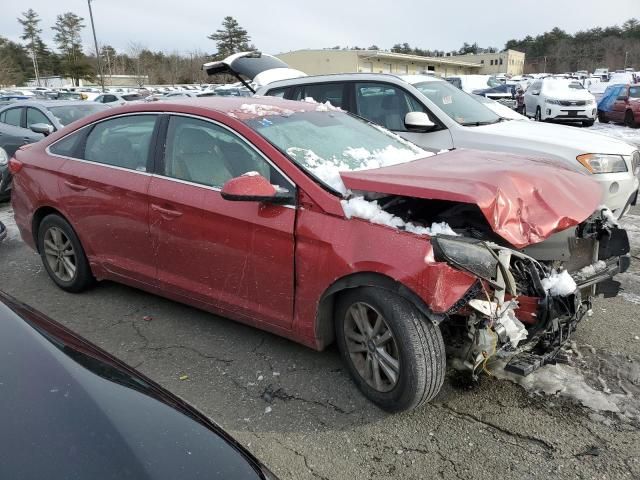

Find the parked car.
xmin=0 ymin=101 xmax=109 ymax=200
xmin=598 ymin=83 xmax=640 ymax=127
xmin=523 ymin=78 xmax=597 ymax=126
xmin=0 ymin=290 xmax=277 ymax=479
xmin=0 ymin=221 xmax=5 ymax=241
xmin=164 ymin=91 xmax=218 ymax=98
xmin=253 ymin=65 xmax=638 ymax=217
xmin=589 ymin=72 xmax=637 ymax=102
xmin=10 ymin=96 xmax=631 ymax=412
xmin=472 ymin=94 xmax=528 ymax=120
xmin=447 ymin=75 xmax=516 ymax=109
xmin=94 ymin=92 xmax=146 ymax=106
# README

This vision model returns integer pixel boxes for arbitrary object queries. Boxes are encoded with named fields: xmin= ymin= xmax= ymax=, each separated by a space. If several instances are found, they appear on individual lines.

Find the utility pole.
xmin=624 ymin=51 xmax=629 ymax=69
xmin=87 ymin=0 xmax=105 ymax=92
xmin=543 ymin=56 xmax=547 ymax=74
xmin=30 ymin=47 xmax=41 ymax=87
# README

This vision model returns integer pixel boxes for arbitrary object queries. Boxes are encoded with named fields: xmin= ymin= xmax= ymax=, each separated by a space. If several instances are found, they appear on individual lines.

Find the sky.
xmin=1 ymin=0 xmax=638 ymax=56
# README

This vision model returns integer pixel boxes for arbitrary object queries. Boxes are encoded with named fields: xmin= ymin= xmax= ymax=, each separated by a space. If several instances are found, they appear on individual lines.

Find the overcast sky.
xmin=1 ymin=0 xmax=638 ymax=56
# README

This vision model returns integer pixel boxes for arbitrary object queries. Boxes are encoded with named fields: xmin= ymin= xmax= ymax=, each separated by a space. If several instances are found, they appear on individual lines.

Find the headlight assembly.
xmin=577 ymin=153 xmax=628 ymax=174
xmin=0 ymin=147 xmax=8 ymax=166
xmin=431 ymin=236 xmax=498 ymax=281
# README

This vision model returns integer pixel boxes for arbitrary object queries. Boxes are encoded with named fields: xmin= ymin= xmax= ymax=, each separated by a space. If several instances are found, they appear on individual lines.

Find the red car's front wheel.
xmin=335 ymin=287 xmax=445 ymax=412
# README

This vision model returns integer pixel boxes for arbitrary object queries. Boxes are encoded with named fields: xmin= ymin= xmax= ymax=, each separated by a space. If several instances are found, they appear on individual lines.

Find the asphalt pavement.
xmin=1 ymin=202 xmax=639 ymax=480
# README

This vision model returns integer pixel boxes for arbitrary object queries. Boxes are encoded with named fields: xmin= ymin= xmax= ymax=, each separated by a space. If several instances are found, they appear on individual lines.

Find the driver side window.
xmin=162 ymin=116 xmax=290 ymax=190
xmin=354 ymin=82 xmax=425 ymax=131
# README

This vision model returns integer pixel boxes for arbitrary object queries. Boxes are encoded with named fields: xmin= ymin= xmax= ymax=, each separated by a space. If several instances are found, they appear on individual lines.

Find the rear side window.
xmin=2 ymin=108 xmax=22 ymax=127
xmin=291 ymin=83 xmax=345 ymax=109
xmin=265 ymin=87 xmax=287 ymax=98
xmin=84 ymin=115 xmax=157 ymax=171
xmin=49 ymin=131 xmax=84 ymax=157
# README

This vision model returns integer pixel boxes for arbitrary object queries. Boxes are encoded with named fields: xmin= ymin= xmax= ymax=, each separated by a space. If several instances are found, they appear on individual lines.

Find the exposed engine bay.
xmin=362 ymin=193 xmax=632 ymax=378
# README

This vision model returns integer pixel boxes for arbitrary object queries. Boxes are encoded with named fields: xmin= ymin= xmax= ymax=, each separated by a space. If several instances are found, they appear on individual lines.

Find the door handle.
xmin=151 ymin=203 xmax=183 ymax=218
xmin=64 ymin=180 xmax=88 ymax=191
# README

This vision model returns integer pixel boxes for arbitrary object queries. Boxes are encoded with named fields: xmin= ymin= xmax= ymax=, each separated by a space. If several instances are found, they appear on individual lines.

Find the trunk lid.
xmin=340 ymin=149 xmax=602 ymax=248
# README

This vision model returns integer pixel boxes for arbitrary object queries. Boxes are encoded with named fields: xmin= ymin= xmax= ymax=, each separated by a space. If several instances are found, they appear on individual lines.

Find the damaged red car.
xmin=10 ymin=97 xmax=631 ymax=412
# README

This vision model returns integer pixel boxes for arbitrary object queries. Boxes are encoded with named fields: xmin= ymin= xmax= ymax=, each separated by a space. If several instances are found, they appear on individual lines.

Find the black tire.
xmin=597 ymin=111 xmax=609 ymax=123
xmin=37 ymin=214 xmax=94 ymax=292
xmin=625 ymin=110 xmax=638 ymax=128
xmin=335 ymin=287 xmax=445 ymax=412
xmin=534 ymin=107 xmax=542 ymax=122
xmin=582 ymin=120 xmax=595 ymax=127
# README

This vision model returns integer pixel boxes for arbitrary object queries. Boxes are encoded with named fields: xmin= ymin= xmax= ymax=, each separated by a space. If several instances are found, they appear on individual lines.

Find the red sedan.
xmin=10 ymin=97 xmax=629 ymax=412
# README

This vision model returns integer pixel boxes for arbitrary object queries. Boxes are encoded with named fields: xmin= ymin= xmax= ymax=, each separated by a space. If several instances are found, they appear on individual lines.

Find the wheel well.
xmin=314 ymin=272 xmax=442 ymax=350
xmin=31 ymin=206 xmax=66 ymax=251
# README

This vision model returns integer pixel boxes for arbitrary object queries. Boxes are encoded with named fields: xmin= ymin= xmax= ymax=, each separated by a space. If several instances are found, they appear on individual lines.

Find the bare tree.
xmin=128 ymin=41 xmax=147 ymax=86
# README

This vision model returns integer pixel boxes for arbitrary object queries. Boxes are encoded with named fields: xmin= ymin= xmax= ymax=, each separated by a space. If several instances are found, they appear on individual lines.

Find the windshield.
xmin=244 ymin=110 xmax=426 ymax=194
xmin=48 ymin=104 xmax=108 ymax=126
xmin=412 ymin=81 xmax=500 ymax=126
xmin=544 ymin=80 xmax=585 ymax=93
xmin=122 ymin=94 xmax=144 ymax=101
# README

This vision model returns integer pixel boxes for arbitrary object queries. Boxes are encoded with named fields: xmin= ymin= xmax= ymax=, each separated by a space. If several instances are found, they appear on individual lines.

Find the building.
xmin=276 ymin=49 xmax=482 ymax=77
xmin=453 ymin=50 xmax=525 ymax=75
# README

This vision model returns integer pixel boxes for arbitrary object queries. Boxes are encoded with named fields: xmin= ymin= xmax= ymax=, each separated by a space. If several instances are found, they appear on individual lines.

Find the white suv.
xmin=524 ymin=78 xmax=597 ymax=126
xmin=204 ymin=53 xmax=640 ymax=218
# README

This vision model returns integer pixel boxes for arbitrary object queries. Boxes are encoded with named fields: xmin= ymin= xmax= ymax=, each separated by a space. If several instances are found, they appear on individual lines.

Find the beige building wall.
xmin=454 ymin=50 xmax=526 ymax=75
xmin=276 ymin=50 xmax=480 ymax=77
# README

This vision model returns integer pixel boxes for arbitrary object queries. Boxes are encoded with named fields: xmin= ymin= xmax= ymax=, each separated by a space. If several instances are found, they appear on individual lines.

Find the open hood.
xmin=340 ymin=149 xmax=602 ymax=248
xmin=202 ymin=51 xmax=306 ymax=91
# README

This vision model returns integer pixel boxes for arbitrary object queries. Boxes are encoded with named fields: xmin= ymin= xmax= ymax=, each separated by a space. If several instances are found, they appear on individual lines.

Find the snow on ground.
xmin=586 ymin=121 xmax=640 ymax=147
xmin=619 ymin=212 xmax=640 ymax=252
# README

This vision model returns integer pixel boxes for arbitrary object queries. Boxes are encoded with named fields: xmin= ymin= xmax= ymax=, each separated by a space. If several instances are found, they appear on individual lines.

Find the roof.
xmin=107 ymin=96 xmax=323 ymax=121
xmin=277 ymin=49 xmax=482 ymax=68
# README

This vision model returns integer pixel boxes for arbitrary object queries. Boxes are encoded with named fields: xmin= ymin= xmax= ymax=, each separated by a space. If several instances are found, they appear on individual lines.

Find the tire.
xmin=37 ymin=214 xmax=94 ymax=292
xmin=534 ymin=107 xmax=542 ymax=122
xmin=582 ymin=120 xmax=595 ymax=127
xmin=335 ymin=287 xmax=445 ymax=412
xmin=625 ymin=110 xmax=638 ymax=128
xmin=597 ymin=111 xmax=609 ymax=123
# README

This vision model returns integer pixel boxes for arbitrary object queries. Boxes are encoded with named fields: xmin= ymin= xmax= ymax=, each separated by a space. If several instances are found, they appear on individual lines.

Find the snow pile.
xmin=575 ymin=260 xmax=607 ymax=278
xmin=599 ymin=205 xmax=619 ymax=227
xmin=541 ymin=269 xmax=576 ymax=296
xmin=287 ymin=148 xmax=350 ymax=194
xmin=238 ymin=103 xmax=294 ymax=117
xmin=497 ymin=363 xmax=620 ymax=412
xmin=343 ymin=145 xmax=426 ymax=169
xmin=341 ymin=196 xmax=456 ymax=236
xmin=302 ymin=97 xmax=342 ymax=111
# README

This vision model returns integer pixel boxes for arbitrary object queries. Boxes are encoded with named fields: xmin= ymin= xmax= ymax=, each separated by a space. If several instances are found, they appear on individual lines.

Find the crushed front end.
xmin=432 ymin=209 xmax=631 ymax=379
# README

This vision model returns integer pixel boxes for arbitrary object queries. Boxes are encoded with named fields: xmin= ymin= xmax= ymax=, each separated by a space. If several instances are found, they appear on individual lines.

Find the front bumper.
xmin=543 ymin=104 xmax=596 ymax=121
xmin=593 ymin=170 xmax=639 ymax=218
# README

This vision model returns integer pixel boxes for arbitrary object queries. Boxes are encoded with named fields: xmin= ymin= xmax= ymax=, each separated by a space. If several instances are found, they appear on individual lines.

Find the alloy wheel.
xmin=343 ymin=302 xmax=400 ymax=392
xmin=43 ymin=226 xmax=77 ymax=282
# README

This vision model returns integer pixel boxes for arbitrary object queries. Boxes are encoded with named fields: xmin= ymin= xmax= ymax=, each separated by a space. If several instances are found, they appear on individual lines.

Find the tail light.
xmin=8 ymin=158 xmax=23 ymax=174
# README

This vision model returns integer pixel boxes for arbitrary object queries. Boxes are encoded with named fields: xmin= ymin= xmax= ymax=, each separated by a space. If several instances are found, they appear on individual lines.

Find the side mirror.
xmin=221 ymin=173 xmax=294 ymax=204
xmin=30 ymin=123 xmax=54 ymax=136
xmin=404 ymin=111 xmax=435 ymax=133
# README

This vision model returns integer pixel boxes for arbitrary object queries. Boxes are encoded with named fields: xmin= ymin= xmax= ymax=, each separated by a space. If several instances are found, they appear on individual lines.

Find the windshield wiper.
xmin=461 ymin=118 xmax=505 ymax=127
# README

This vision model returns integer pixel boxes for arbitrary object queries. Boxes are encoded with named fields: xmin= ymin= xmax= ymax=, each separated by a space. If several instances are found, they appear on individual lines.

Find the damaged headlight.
xmin=577 ymin=153 xmax=627 ymax=174
xmin=431 ymin=236 xmax=498 ymax=281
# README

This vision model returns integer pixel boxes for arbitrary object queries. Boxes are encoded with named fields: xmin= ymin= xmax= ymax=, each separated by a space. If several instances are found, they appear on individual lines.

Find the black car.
xmin=0 ymin=290 xmax=277 ymax=480
xmin=0 ymin=100 xmax=109 ymax=200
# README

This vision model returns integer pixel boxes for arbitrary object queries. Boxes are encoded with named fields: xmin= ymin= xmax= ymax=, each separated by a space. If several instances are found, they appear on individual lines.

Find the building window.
xmin=499 ymin=58 xmax=503 ymax=65
xmin=359 ymin=62 xmax=373 ymax=73
xmin=397 ymin=64 xmax=408 ymax=74
xmin=382 ymin=63 xmax=392 ymax=73
xmin=480 ymin=60 xmax=484 ymax=64
xmin=490 ymin=60 xmax=494 ymax=65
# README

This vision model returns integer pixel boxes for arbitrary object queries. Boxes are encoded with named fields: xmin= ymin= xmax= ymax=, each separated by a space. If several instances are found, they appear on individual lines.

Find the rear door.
xmin=610 ymin=86 xmax=628 ymax=123
xmin=148 ymin=114 xmax=296 ymax=329
xmin=55 ymin=113 xmax=159 ymax=285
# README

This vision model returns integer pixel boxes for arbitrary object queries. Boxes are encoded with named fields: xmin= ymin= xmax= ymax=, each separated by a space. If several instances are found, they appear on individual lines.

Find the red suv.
xmin=10 ymin=97 xmax=630 ymax=412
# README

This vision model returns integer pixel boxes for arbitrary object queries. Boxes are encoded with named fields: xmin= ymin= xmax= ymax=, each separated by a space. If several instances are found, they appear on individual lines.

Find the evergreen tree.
xmin=51 ymin=12 xmax=93 ymax=85
xmin=17 ymin=9 xmax=43 ymax=84
xmin=208 ymin=16 xmax=252 ymax=58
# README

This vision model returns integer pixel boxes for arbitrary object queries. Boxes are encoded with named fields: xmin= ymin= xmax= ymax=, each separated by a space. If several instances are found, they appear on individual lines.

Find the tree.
xmin=51 ymin=12 xmax=93 ymax=85
xmin=208 ymin=16 xmax=252 ymax=58
xmin=17 ymin=8 xmax=42 ymax=84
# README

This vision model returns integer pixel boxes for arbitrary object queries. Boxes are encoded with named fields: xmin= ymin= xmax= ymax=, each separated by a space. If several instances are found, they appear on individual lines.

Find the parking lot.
xmin=0 ymin=119 xmax=639 ymax=479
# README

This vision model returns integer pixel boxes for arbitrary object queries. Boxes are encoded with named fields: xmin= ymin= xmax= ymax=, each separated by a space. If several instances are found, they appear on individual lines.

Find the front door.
xmin=57 ymin=114 xmax=158 ymax=285
xmin=148 ymin=114 xmax=296 ymax=329
xmin=610 ymin=86 xmax=628 ymax=123
xmin=352 ymin=81 xmax=454 ymax=152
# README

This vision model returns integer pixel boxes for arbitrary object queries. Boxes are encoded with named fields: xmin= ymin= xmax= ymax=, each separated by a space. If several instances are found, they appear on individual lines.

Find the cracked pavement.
xmin=1 ymin=202 xmax=639 ymax=479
